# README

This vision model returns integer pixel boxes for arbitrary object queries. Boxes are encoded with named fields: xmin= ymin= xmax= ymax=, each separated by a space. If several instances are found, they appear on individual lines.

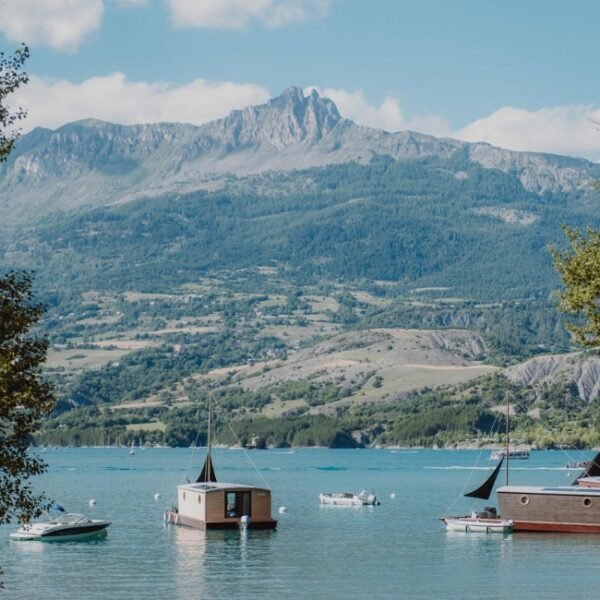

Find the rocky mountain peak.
xmin=202 ymin=86 xmax=342 ymax=149
xmin=1 ymin=85 xmax=599 ymax=226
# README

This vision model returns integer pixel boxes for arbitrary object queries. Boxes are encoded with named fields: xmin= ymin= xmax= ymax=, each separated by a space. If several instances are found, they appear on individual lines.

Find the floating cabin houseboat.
xmin=497 ymin=452 xmax=600 ymax=533
xmin=165 ymin=403 xmax=277 ymax=530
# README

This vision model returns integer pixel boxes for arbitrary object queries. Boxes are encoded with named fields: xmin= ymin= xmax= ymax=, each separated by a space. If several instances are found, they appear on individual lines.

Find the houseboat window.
xmin=226 ymin=492 xmax=238 ymax=517
xmin=520 ymin=495 xmax=529 ymax=505
xmin=224 ymin=491 xmax=251 ymax=518
xmin=583 ymin=497 xmax=592 ymax=508
xmin=183 ymin=492 xmax=186 ymax=501
xmin=197 ymin=495 xmax=202 ymax=504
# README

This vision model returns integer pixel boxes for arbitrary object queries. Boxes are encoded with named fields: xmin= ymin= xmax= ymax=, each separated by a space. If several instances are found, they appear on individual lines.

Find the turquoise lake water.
xmin=1 ymin=447 xmax=598 ymax=599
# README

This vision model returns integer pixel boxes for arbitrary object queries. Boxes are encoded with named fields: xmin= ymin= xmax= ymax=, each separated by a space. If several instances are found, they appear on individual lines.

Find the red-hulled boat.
xmin=497 ymin=452 xmax=600 ymax=533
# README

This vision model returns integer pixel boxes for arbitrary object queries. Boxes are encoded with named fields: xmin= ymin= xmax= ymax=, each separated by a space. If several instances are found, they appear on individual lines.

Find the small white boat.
xmin=319 ymin=491 xmax=379 ymax=506
xmin=490 ymin=449 xmax=529 ymax=460
xmin=10 ymin=513 xmax=111 ymax=541
xmin=566 ymin=461 xmax=591 ymax=470
xmin=442 ymin=514 xmax=514 ymax=534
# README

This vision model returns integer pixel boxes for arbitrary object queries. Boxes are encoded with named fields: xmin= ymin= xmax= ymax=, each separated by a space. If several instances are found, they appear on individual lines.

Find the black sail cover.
xmin=464 ymin=457 xmax=504 ymax=499
xmin=196 ymin=452 xmax=217 ymax=483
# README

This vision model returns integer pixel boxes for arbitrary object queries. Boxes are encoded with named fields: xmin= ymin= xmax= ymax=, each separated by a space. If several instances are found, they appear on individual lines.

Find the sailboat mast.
xmin=195 ymin=394 xmax=218 ymax=483
xmin=207 ymin=395 xmax=213 ymax=480
xmin=505 ymin=391 xmax=510 ymax=486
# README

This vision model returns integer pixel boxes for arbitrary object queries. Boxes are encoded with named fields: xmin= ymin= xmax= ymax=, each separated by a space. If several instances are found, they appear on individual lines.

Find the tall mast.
xmin=505 ymin=391 xmax=510 ymax=486
xmin=196 ymin=393 xmax=217 ymax=483
xmin=207 ymin=394 xmax=213 ymax=480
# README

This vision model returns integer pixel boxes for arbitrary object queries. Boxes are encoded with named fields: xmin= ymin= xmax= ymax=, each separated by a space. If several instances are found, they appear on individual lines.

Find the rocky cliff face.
xmin=504 ymin=353 xmax=600 ymax=402
xmin=467 ymin=143 xmax=592 ymax=194
xmin=1 ymin=86 xmax=598 ymax=225
xmin=201 ymin=86 xmax=342 ymax=149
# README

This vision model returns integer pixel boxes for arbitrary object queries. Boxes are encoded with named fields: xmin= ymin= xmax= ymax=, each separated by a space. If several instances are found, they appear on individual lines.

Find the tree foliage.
xmin=552 ymin=227 xmax=600 ymax=348
xmin=0 ymin=272 xmax=55 ymax=524
xmin=0 ymin=44 xmax=29 ymax=162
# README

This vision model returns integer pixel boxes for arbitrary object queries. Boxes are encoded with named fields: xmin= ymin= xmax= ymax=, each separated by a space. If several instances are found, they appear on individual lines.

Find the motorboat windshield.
xmin=49 ymin=513 xmax=88 ymax=525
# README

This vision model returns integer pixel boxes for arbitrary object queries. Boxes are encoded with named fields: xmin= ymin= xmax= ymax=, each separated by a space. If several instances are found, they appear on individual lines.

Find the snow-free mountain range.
xmin=3 ymin=86 xmax=600 ymax=442
xmin=1 ymin=86 xmax=598 ymax=225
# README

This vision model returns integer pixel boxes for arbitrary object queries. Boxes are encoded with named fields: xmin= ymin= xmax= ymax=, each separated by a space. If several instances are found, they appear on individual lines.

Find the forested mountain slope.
xmin=3 ymin=155 xmax=598 ymax=301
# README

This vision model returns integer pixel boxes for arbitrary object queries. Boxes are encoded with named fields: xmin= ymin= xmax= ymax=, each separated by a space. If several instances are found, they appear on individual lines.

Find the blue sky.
xmin=2 ymin=0 xmax=600 ymax=160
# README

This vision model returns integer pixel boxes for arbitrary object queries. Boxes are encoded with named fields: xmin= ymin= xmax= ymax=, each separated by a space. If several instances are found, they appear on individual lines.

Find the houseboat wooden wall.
xmin=498 ymin=487 xmax=600 ymax=533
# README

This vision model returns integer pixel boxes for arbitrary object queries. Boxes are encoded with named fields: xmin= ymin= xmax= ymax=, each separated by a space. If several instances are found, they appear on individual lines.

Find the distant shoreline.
xmin=29 ymin=443 xmax=597 ymax=451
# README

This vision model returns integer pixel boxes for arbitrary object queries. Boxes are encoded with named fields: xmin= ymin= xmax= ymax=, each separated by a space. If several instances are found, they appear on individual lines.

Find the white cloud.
xmin=168 ymin=0 xmax=331 ymax=30
xmin=314 ymin=87 xmax=600 ymax=161
xmin=12 ymin=73 xmax=270 ymax=131
xmin=0 ymin=0 xmax=104 ymax=52
xmin=306 ymin=86 xmax=452 ymax=137
xmin=455 ymin=105 xmax=600 ymax=162
xmin=0 ymin=0 xmax=330 ymax=51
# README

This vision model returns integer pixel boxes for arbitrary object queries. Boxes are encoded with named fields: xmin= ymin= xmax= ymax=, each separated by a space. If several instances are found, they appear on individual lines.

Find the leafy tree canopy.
xmin=0 ymin=271 xmax=55 ymax=524
xmin=0 ymin=44 xmax=28 ymax=162
xmin=552 ymin=226 xmax=600 ymax=348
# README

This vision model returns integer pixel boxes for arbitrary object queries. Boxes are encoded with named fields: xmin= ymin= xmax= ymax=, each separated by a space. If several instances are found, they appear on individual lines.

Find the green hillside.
xmin=4 ymin=156 xmax=598 ymax=301
xmin=3 ymin=154 xmax=599 ymax=448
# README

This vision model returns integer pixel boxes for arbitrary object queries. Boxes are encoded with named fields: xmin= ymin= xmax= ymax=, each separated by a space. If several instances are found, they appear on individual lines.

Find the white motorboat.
xmin=442 ymin=514 xmax=514 ymax=534
xmin=10 ymin=513 xmax=111 ymax=541
xmin=319 ymin=491 xmax=379 ymax=506
xmin=489 ymin=449 xmax=529 ymax=460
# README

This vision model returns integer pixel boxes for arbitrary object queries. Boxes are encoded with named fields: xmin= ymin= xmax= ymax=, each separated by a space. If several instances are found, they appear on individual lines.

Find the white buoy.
xmin=89 ymin=499 xmax=96 ymax=506
xmin=390 ymin=493 xmax=396 ymax=499
xmin=278 ymin=506 xmax=287 ymax=514
xmin=154 ymin=493 xmax=161 ymax=500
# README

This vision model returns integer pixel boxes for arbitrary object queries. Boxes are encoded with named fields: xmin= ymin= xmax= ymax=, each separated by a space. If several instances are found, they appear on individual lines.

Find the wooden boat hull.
xmin=498 ymin=485 xmax=600 ymax=533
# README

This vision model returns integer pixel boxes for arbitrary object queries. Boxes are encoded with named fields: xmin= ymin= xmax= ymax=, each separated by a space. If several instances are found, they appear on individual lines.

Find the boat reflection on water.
xmin=170 ymin=525 xmax=208 ymax=572
xmin=170 ymin=523 xmax=277 ymax=598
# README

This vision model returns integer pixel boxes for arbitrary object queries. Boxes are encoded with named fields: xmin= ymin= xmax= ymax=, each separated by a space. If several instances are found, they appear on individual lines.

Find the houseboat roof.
xmin=498 ymin=485 xmax=600 ymax=496
xmin=177 ymin=482 xmax=271 ymax=494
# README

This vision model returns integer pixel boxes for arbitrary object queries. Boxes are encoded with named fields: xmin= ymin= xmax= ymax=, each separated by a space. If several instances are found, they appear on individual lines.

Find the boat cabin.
xmin=166 ymin=481 xmax=277 ymax=530
xmin=577 ymin=476 xmax=600 ymax=489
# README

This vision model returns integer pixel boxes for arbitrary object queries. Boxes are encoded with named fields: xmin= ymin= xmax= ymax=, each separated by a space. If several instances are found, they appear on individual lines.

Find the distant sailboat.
xmin=441 ymin=455 xmax=514 ymax=533
xmin=129 ymin=440 xmax=135 ymax=455
xmin=441 ymin=392 xmax=514 ymax=533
